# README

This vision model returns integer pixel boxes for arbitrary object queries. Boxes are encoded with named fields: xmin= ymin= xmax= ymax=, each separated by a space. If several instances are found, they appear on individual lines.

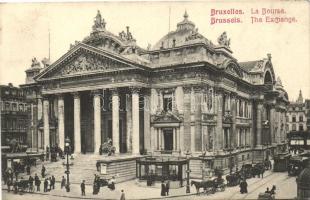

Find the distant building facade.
xmin=20 ymin=11 xmax=289 ymax=175
xmin=287 ymin=90 xmax=308 ymax=132
xmin=0 ymin=83 xmax=30 ymax=146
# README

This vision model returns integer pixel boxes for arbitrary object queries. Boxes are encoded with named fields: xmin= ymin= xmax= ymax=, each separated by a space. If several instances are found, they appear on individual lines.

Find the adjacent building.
xmin=0 ymin=83 xmax=30 ymax=146
xmin=20 ymin=11 xmax=289 ymax=175
xmin=287 ymin=90 xmax=308 ymax=132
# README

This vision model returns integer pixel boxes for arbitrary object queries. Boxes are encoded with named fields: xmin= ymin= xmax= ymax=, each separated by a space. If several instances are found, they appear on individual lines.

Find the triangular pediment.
xmin=36 ymin=43 xmax=146 ymax=81
xmin=153 ymin=111 xmax=181 ymax=123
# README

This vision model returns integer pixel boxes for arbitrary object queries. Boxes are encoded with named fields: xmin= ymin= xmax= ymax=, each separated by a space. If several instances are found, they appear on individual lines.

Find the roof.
xmin=239 ymin=60 xmax=260 ymax=72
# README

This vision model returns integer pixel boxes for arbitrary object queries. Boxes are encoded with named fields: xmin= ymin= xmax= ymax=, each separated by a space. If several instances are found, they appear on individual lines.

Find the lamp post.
xmin=65 ymin=137 xmax=71 ymax=192
xmin=185 ymin=151 xmax=191 ymax=193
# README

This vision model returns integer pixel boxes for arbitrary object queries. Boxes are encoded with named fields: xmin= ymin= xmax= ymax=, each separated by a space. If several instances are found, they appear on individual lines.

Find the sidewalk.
xmin=2 ymin=170 xmax=274 ymax=200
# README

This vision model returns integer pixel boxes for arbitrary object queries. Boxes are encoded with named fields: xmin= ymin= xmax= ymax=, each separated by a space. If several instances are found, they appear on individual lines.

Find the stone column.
xmin=126 ymin=92 xmax=132 ymax=152
xmin=256 ymin=101 xmax=263 ymax=146
xmin=173 ymin=128 xmax=176 ymax=150
xmin=93 ymin=90 xmax=101 ymax=154
xmin=144 ymin=91 xmax=151 ymax=152
xmin=73 ymin=92 xmax=81 ymax=153
xmin=270 ymin=105 xmax=275 ymax=144
xmin=215 ymin=89 xmax=223 ymax=150
xmin=111 ymin=88 xmax=120 ymax=154
xmin=194 ymin=85 xmax=202 ymax=151
xmin=57 ymin=94 xmax=65 ymax=150
xmin=43 ymin=97 xmax=50 ymax=150
xmin=131 ymin=87 xmax=140 ymax=154
xmin=180 ymin=125 xmax=184 ymax=152
xmin=183 ymin=86 xmax=192 ymax=152
xmin=37 ymin=97 xmax=43 ymax=120
xmin=231 ymin=93 xmax=237 ymax=148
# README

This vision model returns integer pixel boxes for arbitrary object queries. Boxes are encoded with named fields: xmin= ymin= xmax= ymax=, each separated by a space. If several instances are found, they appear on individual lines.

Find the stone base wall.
xmin=97 ymin=156 xmax=141 ymax=183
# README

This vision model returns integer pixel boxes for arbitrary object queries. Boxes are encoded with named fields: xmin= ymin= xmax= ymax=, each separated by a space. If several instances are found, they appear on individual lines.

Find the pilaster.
xmin=183 ymin=85 xmax=192 ymax=152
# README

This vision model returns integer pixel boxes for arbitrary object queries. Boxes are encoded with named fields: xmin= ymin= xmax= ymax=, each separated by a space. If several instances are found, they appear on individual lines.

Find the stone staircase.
xmin=29 ymin=154 xmax=103 ymax=185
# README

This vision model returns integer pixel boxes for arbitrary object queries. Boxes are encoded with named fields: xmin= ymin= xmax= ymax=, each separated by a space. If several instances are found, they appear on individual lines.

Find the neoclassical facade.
xmin=21 ymin=11 xmax=289 ymax=172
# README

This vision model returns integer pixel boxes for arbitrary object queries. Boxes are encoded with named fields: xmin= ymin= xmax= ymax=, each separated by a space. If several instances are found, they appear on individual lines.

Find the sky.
xmin=0 ymin=1 xmax=309 ymax=100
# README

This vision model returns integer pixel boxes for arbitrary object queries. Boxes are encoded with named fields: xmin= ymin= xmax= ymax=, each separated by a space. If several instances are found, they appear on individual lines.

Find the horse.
xmin=191 ymin=180 xmax=215 ymax=194
xmin=252 ymin=164 xmax=265 ymax=178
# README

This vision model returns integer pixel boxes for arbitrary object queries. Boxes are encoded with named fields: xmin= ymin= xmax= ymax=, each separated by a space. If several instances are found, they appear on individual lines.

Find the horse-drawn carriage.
xmin=191 ymin=177 xmax=226 ymax=195
xmin=257 ymin=192 xmax=275 ymax=200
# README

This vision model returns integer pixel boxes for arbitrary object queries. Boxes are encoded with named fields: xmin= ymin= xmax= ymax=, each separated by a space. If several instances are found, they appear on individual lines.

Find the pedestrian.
xmin=44 ymin=178 xmax=48 ymax=192
xmin=29 ymin=176 xmax=34 ymax=191
xmin=96 ymin=162 xmax=100 ymax=171
xmin=239 ymin=179 xmax=248 ymax=194
xmin=270 ymin=185 xmax=276 ymax=195
xmin=120 ymin=189 xmax=126 ymax=200
xmin=14 ymin=170 xmax=18 ymax=181
xmin=61 ymin=176 xmax=66 ymax=189
xmin=7 ymin=179 xmax=11 ymax=192
xmin=109 ymin=176 xmax=115 ymax=190
xmin=41 ymin=165 xmax=46 ymax=178
xmin=46 ymin=145 xmax=50 ymax=161
xmin=48 ymin=177 xmax=52 ymax=191
xmin=26 ymin=165 xmax=31 ymax=175
xmin=34 ymin=174 xmax=40 ymax=191
xmin=165 ymin=180 xmax=170 ymax=196
xmin=51 ymin=175 xmax=55 ymax=190
xmin=265 ymin=187 xmax=270 ymax=193
xmin=81 ymin=180 xmax=86 ymax=196
xmin=161 ymin=181 xmax=166 ymax=196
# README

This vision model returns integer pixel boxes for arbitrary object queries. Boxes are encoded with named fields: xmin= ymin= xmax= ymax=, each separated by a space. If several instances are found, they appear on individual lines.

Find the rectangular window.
xmin=292 ymin=124 xmax=296 ymax=131
xmin=163 ymin=93 xmax=172 ymax=112
xmin=299 ymin=115 xmax=303 ymax=122
xmin=292 ymin=116 xmax=296 ymax=122
xmin=299 ymin=125 xmax=304 ymax=131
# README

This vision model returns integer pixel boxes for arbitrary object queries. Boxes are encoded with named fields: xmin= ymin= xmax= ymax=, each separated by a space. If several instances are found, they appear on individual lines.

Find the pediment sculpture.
xmin=57 ymin=53 xmax=128 ymax=76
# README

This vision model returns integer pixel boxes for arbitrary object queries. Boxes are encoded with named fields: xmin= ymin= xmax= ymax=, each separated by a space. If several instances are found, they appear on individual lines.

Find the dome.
xmin=152 ymin=11 xmax=209 ymax=50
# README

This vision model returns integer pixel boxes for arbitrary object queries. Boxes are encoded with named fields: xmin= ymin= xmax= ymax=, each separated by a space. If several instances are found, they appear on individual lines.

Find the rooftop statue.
xmin=92 ymin=10 xmax=106 ymax=31
xmin=217 ymin=32 xmax=231 ymax=47
xmin=118 ymin=26 xmax=134 ymax=41
xmin=31 ymin=57 xmax=41 ymax=67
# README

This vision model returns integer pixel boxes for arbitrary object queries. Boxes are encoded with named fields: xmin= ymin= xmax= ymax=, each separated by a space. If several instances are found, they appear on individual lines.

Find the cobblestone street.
xmin=2 ymin=170 xmax=297 ymax=200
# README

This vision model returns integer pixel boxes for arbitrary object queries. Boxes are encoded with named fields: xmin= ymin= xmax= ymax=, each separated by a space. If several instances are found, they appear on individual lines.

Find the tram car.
xmin=287 ymin=155 xmax=309 ymax=176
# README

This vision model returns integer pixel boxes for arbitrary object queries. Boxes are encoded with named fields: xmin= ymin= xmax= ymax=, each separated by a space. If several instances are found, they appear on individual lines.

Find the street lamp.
xmin=185 ymin=151 xmax=191 ymax=193
xmin=65 ymin=137 xmax=71 ymax=192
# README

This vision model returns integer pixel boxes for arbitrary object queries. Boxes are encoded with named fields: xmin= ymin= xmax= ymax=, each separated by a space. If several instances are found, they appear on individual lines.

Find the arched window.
xmin=264 ymin=71 xmax=272 ymax=84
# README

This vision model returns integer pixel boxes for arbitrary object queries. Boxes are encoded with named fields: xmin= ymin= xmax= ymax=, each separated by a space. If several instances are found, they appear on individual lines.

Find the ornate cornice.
xmin=129 ymin=86 xmax=141 ymax=94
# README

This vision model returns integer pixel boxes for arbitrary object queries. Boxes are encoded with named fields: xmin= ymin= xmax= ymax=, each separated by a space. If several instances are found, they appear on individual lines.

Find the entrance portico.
xmin=41 ymin=86 xmax=145 ymax=154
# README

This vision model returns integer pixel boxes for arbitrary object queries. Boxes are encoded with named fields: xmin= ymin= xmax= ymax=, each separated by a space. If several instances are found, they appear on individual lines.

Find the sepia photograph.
xmin=0 ymin=1 xmax=309 ymax=199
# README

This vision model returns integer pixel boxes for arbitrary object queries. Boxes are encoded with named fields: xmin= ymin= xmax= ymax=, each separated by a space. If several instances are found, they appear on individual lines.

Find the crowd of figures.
xmin=45 ymin=144 xmax=64 ymax=162
xmin=4 ymin=164 xmax=59 ymax=194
